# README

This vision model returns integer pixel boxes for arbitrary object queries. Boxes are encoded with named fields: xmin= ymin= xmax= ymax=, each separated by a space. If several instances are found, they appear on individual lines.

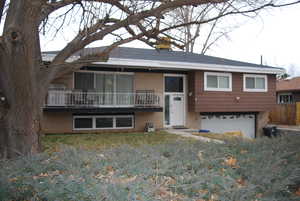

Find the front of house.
xmin=42 ymin=47 xmax=283 ymax=138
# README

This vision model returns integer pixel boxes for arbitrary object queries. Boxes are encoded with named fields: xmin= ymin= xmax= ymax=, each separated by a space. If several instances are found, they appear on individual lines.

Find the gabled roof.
xmin=43 ymin=47 xmax=284 ymax=74
xmin=277 ymin=77 xmax=300 ymax=92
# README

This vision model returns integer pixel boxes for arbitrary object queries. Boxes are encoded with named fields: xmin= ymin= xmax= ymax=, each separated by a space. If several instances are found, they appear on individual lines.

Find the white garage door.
xmin=201 ymin=114 xmax=255 ymax=138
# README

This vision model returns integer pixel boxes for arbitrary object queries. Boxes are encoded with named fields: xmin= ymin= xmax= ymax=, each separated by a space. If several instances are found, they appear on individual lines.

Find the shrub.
xmin=1 ymin=135 xmax=300 ymax=201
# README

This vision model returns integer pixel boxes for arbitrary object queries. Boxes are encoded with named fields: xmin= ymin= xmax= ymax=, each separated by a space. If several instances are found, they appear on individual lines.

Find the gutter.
xmin=94 ymin=58 xmax=285 ymax=75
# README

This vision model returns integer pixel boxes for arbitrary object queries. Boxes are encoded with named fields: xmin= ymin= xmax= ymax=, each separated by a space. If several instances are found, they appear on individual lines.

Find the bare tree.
xmin=0 ymin=0 xmax=299 ymax=158
xmin=167 ymin=3 xmax=239 ymax=54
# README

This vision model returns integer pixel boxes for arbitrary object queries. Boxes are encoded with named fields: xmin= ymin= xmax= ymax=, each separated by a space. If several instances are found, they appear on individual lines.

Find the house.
xmin=276 ymin=77 xmax=300 ymax=104
xmin=42 ymin=47 xmax=284 ymax=138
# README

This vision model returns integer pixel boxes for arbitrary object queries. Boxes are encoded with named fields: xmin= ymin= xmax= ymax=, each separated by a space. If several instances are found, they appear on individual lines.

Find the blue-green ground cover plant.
xmin=1 ymin=134 xmax=300 ymax=201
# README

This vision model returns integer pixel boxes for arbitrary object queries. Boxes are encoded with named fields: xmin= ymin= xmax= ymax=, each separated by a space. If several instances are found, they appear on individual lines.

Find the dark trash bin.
xmin=263 ymin=126 xmax=278 ymax=137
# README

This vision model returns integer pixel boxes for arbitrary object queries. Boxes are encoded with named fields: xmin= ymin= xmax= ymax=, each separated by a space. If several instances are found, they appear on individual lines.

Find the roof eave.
xmin=93 ymin=58 xmax=284 ymax=75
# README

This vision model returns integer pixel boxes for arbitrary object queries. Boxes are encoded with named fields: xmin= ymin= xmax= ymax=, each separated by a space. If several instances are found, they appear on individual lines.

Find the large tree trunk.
xmin=0 ymin=40 xmax=44 ymax=159
xmin=0 ymin=0 xmax=45 ymax=158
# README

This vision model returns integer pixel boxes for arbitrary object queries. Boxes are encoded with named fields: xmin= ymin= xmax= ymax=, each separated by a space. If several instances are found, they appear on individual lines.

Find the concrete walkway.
xmin=271 ymin=125 xmax=300 ymax=135
xmin=165 ymin=129 xmax=223 ymax=144
xmin=276 ymin=125 xmax=300 ymax=131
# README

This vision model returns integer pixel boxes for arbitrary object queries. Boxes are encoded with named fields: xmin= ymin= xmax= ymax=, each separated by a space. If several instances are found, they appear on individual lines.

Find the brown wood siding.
xmin=188 ymin=71 xmax=196 ymax=112
xmin=190 ymin=71 xmax=276 ymax=112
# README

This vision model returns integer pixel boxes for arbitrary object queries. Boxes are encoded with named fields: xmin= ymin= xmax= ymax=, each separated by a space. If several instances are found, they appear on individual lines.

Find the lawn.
xmin=1 ymin=134 xmax=300 ymax=201
xmin=42 ymin=131 xmax=183 ymax=153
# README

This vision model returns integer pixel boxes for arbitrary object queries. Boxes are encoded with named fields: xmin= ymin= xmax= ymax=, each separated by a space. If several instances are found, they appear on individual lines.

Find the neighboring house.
xmin=42 ymin=47 xmax=283 ymax=138
xmin=276 ymin=77 xmax=300 ymax=104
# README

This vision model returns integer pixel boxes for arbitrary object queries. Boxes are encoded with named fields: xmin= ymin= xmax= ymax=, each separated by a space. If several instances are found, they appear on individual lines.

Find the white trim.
xmin=77 ymin=70 xmax=134 ymax=75
xmin=243 ymin=74 xmax=268 ymax=92
xmin=73 ymin=115 xmax=134 ymax=130
xmin=93 ymin=58 xmax=284 ymax=75
xmin=204 ymin=72 xmax=232 ymax=92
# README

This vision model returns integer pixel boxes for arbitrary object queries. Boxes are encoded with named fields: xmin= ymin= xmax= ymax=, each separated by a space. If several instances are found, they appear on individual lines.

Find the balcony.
xmin=44 ymin=90 xmax=163 ymax=113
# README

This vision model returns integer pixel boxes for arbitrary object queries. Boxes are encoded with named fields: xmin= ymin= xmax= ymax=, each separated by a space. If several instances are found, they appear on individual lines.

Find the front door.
xmin=164 ymin=75 xmax=185 ymax=127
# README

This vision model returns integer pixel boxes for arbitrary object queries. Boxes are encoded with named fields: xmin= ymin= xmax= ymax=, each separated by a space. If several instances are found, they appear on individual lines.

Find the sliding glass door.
xmin=95 ymin=74 xmax=114 ymax=105
xmin=74 ymin=72 xmax=134 ymax=106
xmin=116 ymin=74 xmax=134 ymax=105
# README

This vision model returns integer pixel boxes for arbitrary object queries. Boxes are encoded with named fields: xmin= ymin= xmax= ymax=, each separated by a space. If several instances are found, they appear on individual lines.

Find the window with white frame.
xmin=278 ymin=93 xmax=294 ymax=104
xmin=204 ymin=72 xmax=232 ymax=91
xmin=243 ymin=74 xmax=268 ymax=92
xmin=73 ymin=115 xmax=134 ymax=130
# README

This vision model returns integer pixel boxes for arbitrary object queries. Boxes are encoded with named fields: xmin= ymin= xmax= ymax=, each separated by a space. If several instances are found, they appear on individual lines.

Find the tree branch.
xmin=0 ymin=0 xmax=6 ymax=25
xmin=159 ymin=0 xmax=300 ymax=37
xmin=51 ymin=0 xmax=225 ymax=65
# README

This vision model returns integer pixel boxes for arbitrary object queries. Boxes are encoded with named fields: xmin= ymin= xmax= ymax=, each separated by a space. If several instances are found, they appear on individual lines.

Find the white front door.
xmin=164 ymin=75 xmax=185 ymax=127
xmin=170 ymin=94 xmax=185 ymax=126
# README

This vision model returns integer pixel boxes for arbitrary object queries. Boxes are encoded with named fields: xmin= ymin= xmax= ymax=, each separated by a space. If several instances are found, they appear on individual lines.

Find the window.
xmin=204 ymin=72 xmax=232 ymax=91
xmin=96 ymin=117 xmax=114 ymax=128
xmin=278 ymin=93 xmax=294 ymax=104
xmin=165 ymin=76 xmax=183 ymax=92
xmin=74 ymin=72 xmax=94 ymax=90
xmin=74 ymin=117 xmax=93 ymax=129
xmin=116 ymin=117 xmax=133 ymax=128
xmin=243 ymin=74 xmax=267 ymax=92
xmin=74 ymin=72 xmax=134 ymax=92
xmin=73 ymin=115 xmax=134 ymax=130
xmin=74 ymin=72 xmax=134 ymax=105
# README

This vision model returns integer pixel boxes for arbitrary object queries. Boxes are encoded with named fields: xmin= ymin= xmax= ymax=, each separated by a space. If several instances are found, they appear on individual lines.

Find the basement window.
xmin=73 ymin=115 xmax=134 ymax=130
xmin=74 ymin=117 xmax=93 ymax=129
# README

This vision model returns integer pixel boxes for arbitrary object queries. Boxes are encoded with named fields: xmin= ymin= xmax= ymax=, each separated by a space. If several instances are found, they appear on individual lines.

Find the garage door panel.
xmin=201 ymin=114 xmax=255 ymax=138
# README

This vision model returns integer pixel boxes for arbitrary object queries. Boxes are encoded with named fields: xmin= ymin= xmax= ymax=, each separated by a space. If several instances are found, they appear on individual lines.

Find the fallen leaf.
xmin=8 ymin=177 xmax=18 ymax=182
xmin=236 ymin=178 xmax=246 ymax=188
xmin=111 ymin=175 xmax=137 ymax=184
xmin=198 ymin=189 xmax=209 ymax=195
xmin=240 ymin=150 xmax=248 ymax=154
xmin=39 ymin=173 xmax=49 ymax=177
xmin=106 ymin=165 xmax=113 ymax=171
xmin=295 ymin=187 xmax=300 ymax=196
xmin=256 ymin=193 xmax=263 ymax=198
xmin=210 ymin=193 xmax=218 ymax=201
xmin=106 ymin=165 xmax=115 ymax=176
xmin=197 ymin=151 xmax=204 ymax=160
xmin=162 ymin=176 xmax=176 ymax=185
xmin=224 ymin=156 xmax=238 ymax=168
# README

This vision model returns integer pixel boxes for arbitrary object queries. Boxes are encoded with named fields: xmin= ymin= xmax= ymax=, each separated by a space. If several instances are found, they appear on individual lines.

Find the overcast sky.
xmin=41 ymin=3 xmax=300 ymax=76
xmin=211 ymin=4 xmax=300 ymax=76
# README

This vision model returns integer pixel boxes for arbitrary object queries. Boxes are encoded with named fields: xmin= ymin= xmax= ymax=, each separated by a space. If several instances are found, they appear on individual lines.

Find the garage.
xmin=201 ymin=113 xmax=256 ymax=138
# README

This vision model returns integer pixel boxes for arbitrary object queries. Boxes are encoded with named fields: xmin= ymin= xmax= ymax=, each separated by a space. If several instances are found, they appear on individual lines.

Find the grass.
xmin=2 ymin=135 xmax=300 ymax=201
xmin=42 ymin=131 xmax=183 ymax=153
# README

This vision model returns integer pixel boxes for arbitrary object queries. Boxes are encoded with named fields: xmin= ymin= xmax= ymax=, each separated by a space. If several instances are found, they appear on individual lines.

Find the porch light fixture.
xmin=0 ymin=96 xmax=5 ymax=102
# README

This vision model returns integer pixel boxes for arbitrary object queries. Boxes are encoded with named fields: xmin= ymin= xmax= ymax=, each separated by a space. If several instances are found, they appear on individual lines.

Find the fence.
xmin=269 ymin=103 xmax=300 ymax=125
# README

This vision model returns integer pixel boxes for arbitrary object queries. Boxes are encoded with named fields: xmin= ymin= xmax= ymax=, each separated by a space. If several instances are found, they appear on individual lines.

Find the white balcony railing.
xmin=45 ymin=90 xmax=161 ymax=108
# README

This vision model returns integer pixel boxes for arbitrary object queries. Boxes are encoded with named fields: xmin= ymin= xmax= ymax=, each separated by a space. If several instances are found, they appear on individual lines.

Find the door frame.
xmin=163 ymin=74 xmax=186 ymax=128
